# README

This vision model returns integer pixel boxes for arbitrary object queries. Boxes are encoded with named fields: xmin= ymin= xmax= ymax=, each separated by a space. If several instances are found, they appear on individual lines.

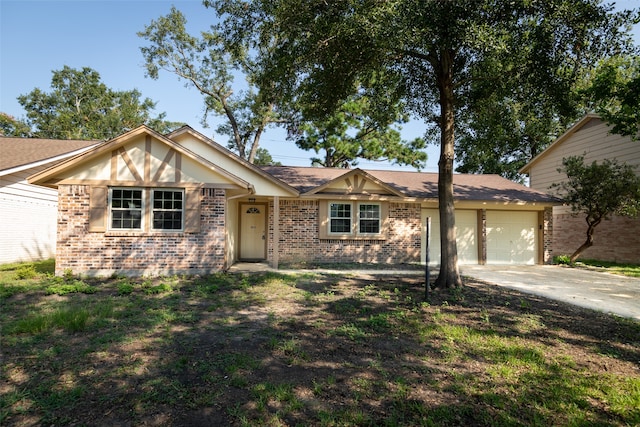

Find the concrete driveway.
xmin=461 ymin=264 xmax=640 ymax=320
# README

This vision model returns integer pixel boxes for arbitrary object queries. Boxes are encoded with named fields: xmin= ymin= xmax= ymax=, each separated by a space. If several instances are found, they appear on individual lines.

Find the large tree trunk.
xmin=569 ymin=218 xmax=601 ymax=263
xmin=434 ymin=49 xmax=463 ymax=289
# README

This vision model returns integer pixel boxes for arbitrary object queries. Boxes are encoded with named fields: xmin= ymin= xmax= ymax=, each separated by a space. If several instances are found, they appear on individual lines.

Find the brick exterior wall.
xmin=553 ymin=209 xmax=640 ymax=264
xmin=268 ymin=199 xmax=421 ymax=265
xmin=56 ymin=185 xmax=226 ymax=276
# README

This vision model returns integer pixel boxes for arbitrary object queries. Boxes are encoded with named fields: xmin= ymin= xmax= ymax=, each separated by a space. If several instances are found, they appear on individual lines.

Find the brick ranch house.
xmin=520 ymin=114 xmax=640 ymax=264
xmin=29 ymin=125 xmax=558 ymax=277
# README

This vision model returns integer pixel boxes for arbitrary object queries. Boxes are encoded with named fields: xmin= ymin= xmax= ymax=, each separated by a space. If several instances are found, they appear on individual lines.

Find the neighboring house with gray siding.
xmin=0 ymin=137 xmax=98 ymax=264
xmin=520 ymin=114 xmax=640 ymax=264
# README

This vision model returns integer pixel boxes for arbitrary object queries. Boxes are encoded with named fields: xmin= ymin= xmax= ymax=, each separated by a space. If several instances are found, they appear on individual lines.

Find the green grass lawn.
xmin=576 ymin=259 xmax=640 ymax=278
xmin=1 ymin=260 xmax=639 ymax=426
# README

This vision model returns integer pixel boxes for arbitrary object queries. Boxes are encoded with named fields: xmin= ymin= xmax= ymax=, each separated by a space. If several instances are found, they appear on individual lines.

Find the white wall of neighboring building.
xmin=0 ymin=166 xmax=58 ymax=264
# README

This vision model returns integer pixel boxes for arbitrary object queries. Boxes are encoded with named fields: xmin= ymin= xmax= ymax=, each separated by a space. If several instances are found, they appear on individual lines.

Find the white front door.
xmin=240 ymin=203 xmax=266 ymax=260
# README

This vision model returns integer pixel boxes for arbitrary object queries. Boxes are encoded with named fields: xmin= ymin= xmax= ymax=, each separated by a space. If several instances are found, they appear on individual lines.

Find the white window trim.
xmin=328 ymin=201 xmax=354 ymax=236
xmin=357 ymin=203 xmax=382 ymax=235
xmin=109 ymin=187 xmax=145 ymax=231
xmin=151 ymin=188 xmax=185 ymax=232
xmin=108 ymin=187 xmax=187 ymax=233
xmin=319 ymin=200 xmax=388 ymax=240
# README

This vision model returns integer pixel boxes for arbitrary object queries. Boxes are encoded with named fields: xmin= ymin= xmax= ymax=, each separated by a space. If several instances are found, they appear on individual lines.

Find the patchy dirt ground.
xmin=2 ymin=271 xmax=639 ymax=426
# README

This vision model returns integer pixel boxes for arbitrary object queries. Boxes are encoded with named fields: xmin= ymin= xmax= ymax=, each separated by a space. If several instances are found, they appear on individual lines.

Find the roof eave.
xmin=3 ymin=144 xmax=99 ymax=178
xmin=168 ymin=126 xmax=299 ymax=196
xmin=519 ymin=113 xmax=600 ymax=174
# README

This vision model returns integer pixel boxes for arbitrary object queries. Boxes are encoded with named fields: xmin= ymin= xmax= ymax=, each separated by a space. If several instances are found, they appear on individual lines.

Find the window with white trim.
xmin=108 ymin=187 xmax=187 ymax=232
xmin=329 ymin=202 xmax=352 ymax=233
xmin=110 ymin=188 xmax=143 ymax=229
xmin=358 ymin=203 xmax=381 ymax=234
xmin=152 ymin=189 xmax=184 ymax=230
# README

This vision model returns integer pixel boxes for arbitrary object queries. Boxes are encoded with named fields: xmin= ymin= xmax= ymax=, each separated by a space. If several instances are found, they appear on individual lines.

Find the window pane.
xmin=153 ymin=211 xmax=183 ymax=230
xmin=359 ymin=204 xmax=379 ymax=219
xmin=152 ymin=189 xmax=184 ymax=230
xmin=359 ymin=204 xmax=380 ymax=234
xmin=330 ymin=203 xmax=351 ymax=218
xmin=111 ymin=188 xmax=143 ymax=229
xmin=330 ymin=218 xmax=351 ymax=233
xmin=359 ymin=220 xmax=380 ymax=233
xmin=329 ymin=203 xmax=351 ymax=233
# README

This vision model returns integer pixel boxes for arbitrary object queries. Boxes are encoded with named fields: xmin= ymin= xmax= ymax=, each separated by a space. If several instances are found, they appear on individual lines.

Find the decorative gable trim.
xmin=303 ymin=168 xmax=406 ymax=197
xmin=28 ymin=125 xmax=254 ymax=192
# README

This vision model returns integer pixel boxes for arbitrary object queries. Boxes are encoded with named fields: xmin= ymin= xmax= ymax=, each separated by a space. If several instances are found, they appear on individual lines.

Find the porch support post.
xmin=272 ymin=196 xmax=280 ymax=269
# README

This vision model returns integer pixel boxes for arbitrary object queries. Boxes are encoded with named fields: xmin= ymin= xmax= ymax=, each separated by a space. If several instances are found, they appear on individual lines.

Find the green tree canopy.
xmin=253 ymin=147 xmax=282 ymax=166
xmin=213 ymin=0 xmax=634 ymax=288
xmin=551 ymin=155 xmax=640 ymax=263
xmin=138 ymin=6 xmax=281 ymax=163
xmin=17 ymin=66 xmax=181 ymax=140
xmin=455 ymin=81 xmax=579 ymax=182
xmin=455 ymin=8 xmax=638 ymax=181
xmin=289 ymin=97 xmax=426 ymax=168
xmin=0 ymin=113 xmax=31 ymax=137
xmin=584 ymin=55 xmax=640 ymax=140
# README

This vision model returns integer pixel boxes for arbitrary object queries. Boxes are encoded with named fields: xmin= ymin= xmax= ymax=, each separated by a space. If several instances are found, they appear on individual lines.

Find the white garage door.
xmin=486 ymin=211 xmax=538 ymax=265
xmin=421 ymin=209 xmax=478 ymax=266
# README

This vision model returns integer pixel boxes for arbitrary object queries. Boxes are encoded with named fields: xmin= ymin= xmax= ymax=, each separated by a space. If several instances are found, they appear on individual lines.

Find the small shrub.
xmin=554 ymin=255 xmax=573 ymax=265
xmin=118 ymin=283 xmax=135 ymax=295
xmin=46 ymin=279 xmax=96 ymax=295
xmin=145 ymin=283 xmax=172 ymax=295
xmin=63 ymin=269 xmax=75 ymax=281
xmin=14 ymin=265 xmax=37 ymax=280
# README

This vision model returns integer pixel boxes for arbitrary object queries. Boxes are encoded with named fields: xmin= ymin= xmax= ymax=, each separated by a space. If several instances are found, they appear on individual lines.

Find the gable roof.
xmin=262 ymin=166 xmax=558 ymax=203
xmin=167 ymin=126 xmax=299 ymax=196
xmin=18 ymin=126 xmax=557 ymax=205
xmin=27 ymin=125 xmax=300 ymax=196
xmin=0 ymin=136 xmax=98 ymax=175
xmin=28 ymin=125 xmax=254 ymax=191
xmin=519 ymin=113 xmax=600 ymax=174
xmin=301 ymin=168 xmax=407 ymax=197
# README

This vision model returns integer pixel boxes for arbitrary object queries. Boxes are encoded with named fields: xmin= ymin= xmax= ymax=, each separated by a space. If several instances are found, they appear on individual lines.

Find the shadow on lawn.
xmin=2 ymin=271 xmax=639 ymax=426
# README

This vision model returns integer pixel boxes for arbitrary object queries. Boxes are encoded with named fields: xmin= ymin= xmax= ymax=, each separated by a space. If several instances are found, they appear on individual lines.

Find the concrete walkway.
xmin=229 ymin=262 xmax=640 ymax=320
xmin=461 ymin=265 xmax=640 ymax=320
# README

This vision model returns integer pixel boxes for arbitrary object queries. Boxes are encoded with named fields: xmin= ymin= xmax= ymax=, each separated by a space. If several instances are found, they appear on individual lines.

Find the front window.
xmin=152 ymin=189 xmax=184 ymax=230
xmin=330 ymin=203 xmax=352 ymax=233
xmin=321 ymin=201 xmax=387 ymax=240
xmin=359 ymin=204 xmax=380 ymax=234
xmin=111 ymin=188 xmax=143 ymax=229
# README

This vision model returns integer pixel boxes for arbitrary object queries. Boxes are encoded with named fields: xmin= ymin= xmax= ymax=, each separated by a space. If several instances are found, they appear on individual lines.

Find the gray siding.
xmin=529 ymin=118 xmax=640 ymax=193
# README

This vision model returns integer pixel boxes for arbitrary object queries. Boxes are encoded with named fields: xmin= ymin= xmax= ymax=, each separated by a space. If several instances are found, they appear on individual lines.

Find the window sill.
xmin=104 ymin=230 xmax=186 ymax=237
xmin=320 ymin=234 xmax=387 ymax=241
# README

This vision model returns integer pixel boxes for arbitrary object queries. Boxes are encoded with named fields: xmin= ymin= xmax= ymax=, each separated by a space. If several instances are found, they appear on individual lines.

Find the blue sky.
xmin=1 ymin=0 xmax=638 ymax=171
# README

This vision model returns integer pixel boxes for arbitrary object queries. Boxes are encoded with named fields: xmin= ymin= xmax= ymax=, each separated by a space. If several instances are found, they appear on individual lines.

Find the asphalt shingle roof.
xmin=261 ymin=166 xmax=558 ymax=203
xmin=0 ymin=137 xmax=98 ymax=172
